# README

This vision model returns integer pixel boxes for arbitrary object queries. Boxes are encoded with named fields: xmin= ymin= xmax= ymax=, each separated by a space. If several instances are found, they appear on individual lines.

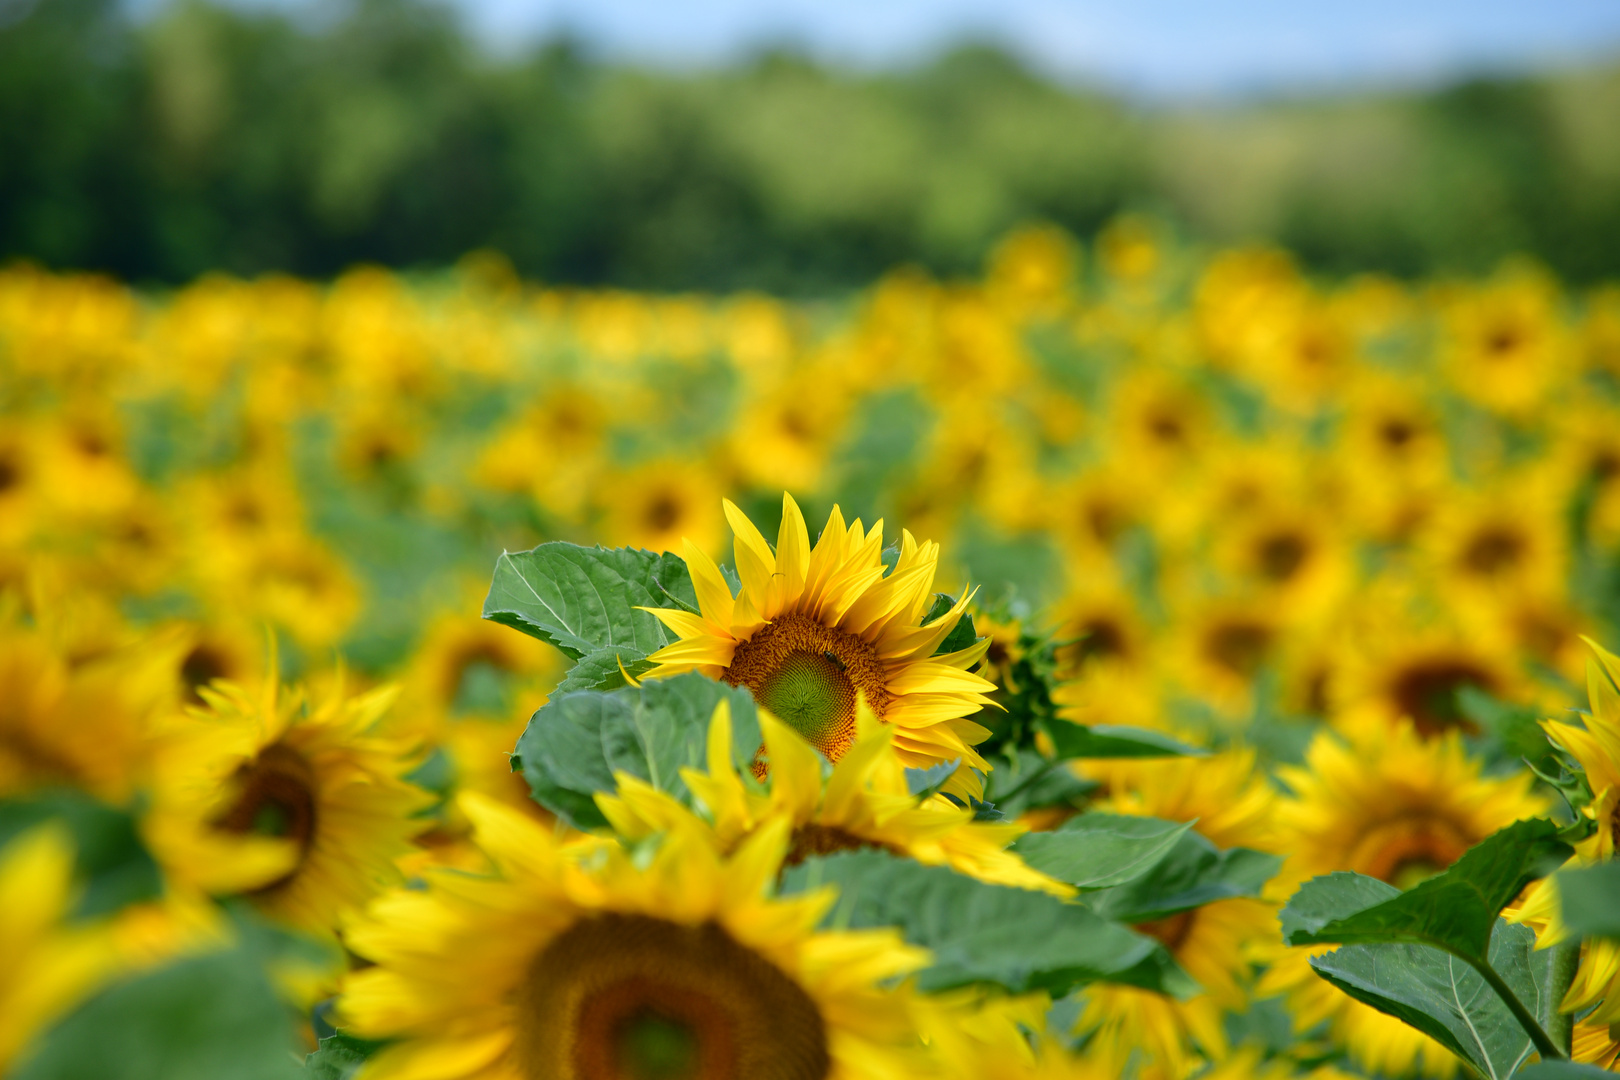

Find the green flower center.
xmin=757 ymin=651 xmax=855 ymax=751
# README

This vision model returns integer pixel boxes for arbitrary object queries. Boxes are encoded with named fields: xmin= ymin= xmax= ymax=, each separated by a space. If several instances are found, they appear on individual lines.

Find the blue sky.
xmin=215 ymin=0 xmax=1620 ymax=99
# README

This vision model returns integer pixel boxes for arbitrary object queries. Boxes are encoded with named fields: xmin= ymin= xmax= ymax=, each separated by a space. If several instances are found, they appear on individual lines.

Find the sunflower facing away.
xmin=338 ymin=792 xmax=931 ymax=1080
xmin=642 ymin=494 xmax=995 ymax=797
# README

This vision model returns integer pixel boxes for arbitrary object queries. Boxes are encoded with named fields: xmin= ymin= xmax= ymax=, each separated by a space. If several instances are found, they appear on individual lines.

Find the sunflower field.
xmin=2 ymin=220 xmax=1620 ymax=1080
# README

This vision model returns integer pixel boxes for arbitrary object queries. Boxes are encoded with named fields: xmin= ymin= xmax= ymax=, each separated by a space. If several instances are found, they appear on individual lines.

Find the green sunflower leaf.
xmin=1515 ymin=1064 xmax=1620 ymax=1079
xmin=1309 ymin=919 xmax=1550 ymax=1080
xmin=781 ymin=850 xmax=1199 ymax=999
xmin=1280 ymin=818 xmax=1572 ymax=959
xmin=1009 ymin=812 xmax=1192 ymax=890
xmin=1556 ymin=861 xmax=1620 ymax=939
xmin=482 ymin=543 xmax=694 ymax=660
xmin=1279 ymin=819 xmax=1575 ymax=1074
xmin=550 ymin=646 xmax=654 ymax=695
xmin=513 ymin=673 xmax=761 ymax=830
xmin=1044 ymin=720 xmax=1207 ymax=759
xmin=1084 ymin=831 xmax=1282 ymax=921
xmin=305 ymin=1034 xmax=385 ymax=1080
xmin=12 ymin=945 xmax=303 ymax=1080
xmin=904 ymin=759 xmax=962 ymax=800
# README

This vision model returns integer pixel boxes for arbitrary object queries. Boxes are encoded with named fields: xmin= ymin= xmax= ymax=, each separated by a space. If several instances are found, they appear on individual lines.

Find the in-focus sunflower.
xmin=1261 ymin=722 xmax=1549 ymax=1077
xmin=143 ymin=662 xmax=430 ymax=935
xmin=339 ymin=792 xmax=931 ymax=1080
xmin=642 ymin=494 xmax=995 ymax=797
xmin=598 ymin=700 xmax=1067 ymax=895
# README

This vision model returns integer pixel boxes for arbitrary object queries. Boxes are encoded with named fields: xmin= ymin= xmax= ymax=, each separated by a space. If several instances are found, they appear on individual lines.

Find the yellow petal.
xmin=683 ymin=537 xmax=736 ymax=630
xmin=760 ymin=708 xmax=823 ymax=819
xmin=724 ymin=498 xmax=777 ymax=607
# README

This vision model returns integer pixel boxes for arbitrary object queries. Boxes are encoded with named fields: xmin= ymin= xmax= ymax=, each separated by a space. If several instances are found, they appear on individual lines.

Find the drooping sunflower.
xmin=142 ymin=662 xmax=430 ymax=936
xmin=642 ymin=494 xmax=995 ymax=797
xmin=338 ymin=792 xmax=932 ymax=1080
xmin=1261 ymin=722 xmax=1550 ymax=1077
xmin=1504 ymin=639 xmax=1620 ymax=1032
xmin=598 ymin=699 xmax=1068 ymax=896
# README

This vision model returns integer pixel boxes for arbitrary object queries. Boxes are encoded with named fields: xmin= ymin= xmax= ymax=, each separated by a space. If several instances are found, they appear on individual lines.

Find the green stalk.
xmin=1466 ymin=954 xmax=1566 ymax=1062
xmin=1544 ymin=941 xmax=1581 ymax=1056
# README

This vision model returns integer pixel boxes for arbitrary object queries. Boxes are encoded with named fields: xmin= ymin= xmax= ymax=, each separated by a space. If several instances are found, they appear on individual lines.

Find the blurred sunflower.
xmin=1333 ymin=608 xmax=1524 ymax=739
xmin=1442 ymin=268 xmax=1569 ymax=415
xmin=339 ymin=793 xmax=931 ymax=1080
xmin=0 ymin=609 xmax=175 ymax=802
xmin=1075 ymin=749 xmax=1282 ymax=1080
xmin=1167 ymin=598 xmax=1282 ymax=718
xmin=642 ymin=494 xmax=995 ymax=798
xmin=1262 ymin=722 xmax=1549 ymax=1077
xmin=1420 ymin=478 xmax=1567 ymax=606
xmin=143 ymin=662 xmax=430 ymax=935
xmin=598 ymin=700 xmax=1067 ymax=895
xmin=600 ymin=459 xmax=725 ymax=558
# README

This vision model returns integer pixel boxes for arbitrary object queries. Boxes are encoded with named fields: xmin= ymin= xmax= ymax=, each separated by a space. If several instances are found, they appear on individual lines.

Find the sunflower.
xmin=338 ymin=792 xmax=932 ymax=1080
xmin=1073 ymin=749 xmax=1282 ymax=1080
xmin=0 ymin=607 xmax=175 ymax=802
xmin=600 ymin=459 xmax=725 ymax=559
xmin=0 ymin=826 xmax=121 ymax=1074
xmin=1419 ymin=477 xmax=1567 ymax=607
xmin=142 ymin=661 xmax=430 ymax=935
xmin=1261 ymin=722 xmax=1550 ymax=1077
xmin=1332 ymin=605 xmax=1525 ymax=739
xmin=598 ymin=699 xmax=1068 ymax=896
xmin=1441 ymin=268 xmax=1569 ymax=416
xmin=641 ymin=494 xmax=995 ymax=798
xmin=1503 ymin=639 xmax=1620 ymax=1030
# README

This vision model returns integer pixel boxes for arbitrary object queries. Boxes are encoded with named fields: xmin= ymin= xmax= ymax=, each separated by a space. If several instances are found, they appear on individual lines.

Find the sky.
xmin=435 ymin=0 xmax=1620 ymax=98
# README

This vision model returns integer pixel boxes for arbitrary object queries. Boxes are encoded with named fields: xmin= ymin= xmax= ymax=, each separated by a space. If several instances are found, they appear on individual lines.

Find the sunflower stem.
xmin=1466 ymin=952 xmax=1565 ymax=1061
xmin=1544 ymin=940 xmax=1580 ymax=1056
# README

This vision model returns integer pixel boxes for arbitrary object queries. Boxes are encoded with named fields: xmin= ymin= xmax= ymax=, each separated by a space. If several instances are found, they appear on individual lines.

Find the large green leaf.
xmin=1516 ymin=1063 xmax=1620 ymax=1079
xmin=1086 ymin=831 xmax=1281 ymax=922
xmin=13 ymin=946 xmax=302 ymax=1080
xmin=1310 ymin=919 xmax=1550 ymax=1080
xmin=1044 ymin=721 xmax=1206 ymax=759
xmin=0 ymin=790 xmax=163 ymax=918
xmin=512 ymin=674 xmax=761 ymax=830
xmin=1556 ymin=861 xmax=1620 ymax=939
xmin=1010 ymin=812 xmax=1192 ymax=890
xmin=780 ymin=850 xmax=1198 ymax=999
xmin=482 ymin=543 xmax=696 ymax=660
xmin=1281 ymin=819 xmax=1572 ymax=960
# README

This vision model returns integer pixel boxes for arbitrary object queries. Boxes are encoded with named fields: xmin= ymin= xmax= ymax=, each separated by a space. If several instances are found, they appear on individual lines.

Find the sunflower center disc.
xmin=757 ymin=652 xmax=855 ymax=751
xmin=516 ymin=914 xmax=830 ymax=1080
xmin=723 ymin=613 xmax=889 ymax=761
xmin=215 ymin=741 xmax=317 ymax=837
